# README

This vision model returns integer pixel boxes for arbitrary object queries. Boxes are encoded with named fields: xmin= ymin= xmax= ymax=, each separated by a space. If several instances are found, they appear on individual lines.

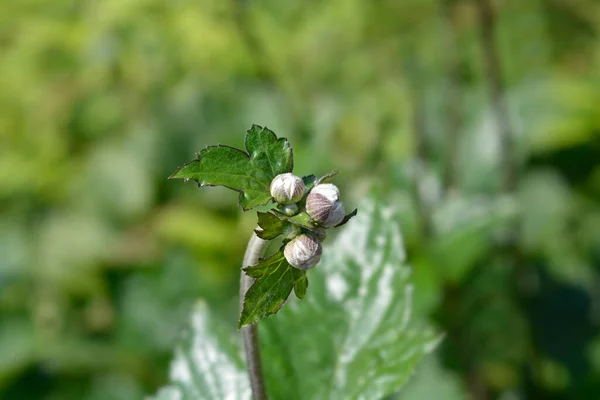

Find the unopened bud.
xmin=306 ymin=183 xmax=346 ymax=228
xmin=280 ymin=203 xmax=299 ymax=216
xmin=270 ymin=173 xmax=306 ymax=204
xmin=284 ymin=234 xmax=322 ymax=270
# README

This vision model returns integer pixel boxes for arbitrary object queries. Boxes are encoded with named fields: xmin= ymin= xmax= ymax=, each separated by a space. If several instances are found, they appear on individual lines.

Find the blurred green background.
xmin=1 ymin=0 xmax=600 ymax=399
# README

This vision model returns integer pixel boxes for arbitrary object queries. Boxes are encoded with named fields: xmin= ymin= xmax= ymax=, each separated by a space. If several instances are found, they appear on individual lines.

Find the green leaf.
xmin=302 ymin=174 xmax=317 ymax=190
xmin=260 ymin=194 xmax=440 ymax=399
xmin=315 ymin=170 xmax=339 ymax=185
xmin=255 ymin=212 xmax=286 ymax=240
xmin=286 ymin=211 xmax=315 ymax=229
xmin=149 ymin=301 xmax=251 ymax=400
xmin=239 ymin=250 xmax=295 ymax=327
xmin=335 ymin=207 xmax=358 ymax=227
xmin=169 ymin=125 xmax=293 ymax=210
xmin=292 ymin=269 xmax=308 ymax=299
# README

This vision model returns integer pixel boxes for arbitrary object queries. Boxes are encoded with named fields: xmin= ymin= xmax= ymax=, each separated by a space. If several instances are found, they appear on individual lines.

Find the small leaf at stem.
xmin=286 ymin=212 xmax=315 ymax=229
xmin=255 ymin=212 xmax=286 ymax=240
xmin=169 ymin=125 xmax=293 ymax=211
xmin=292 ymin=269 xmax=308 ymax=299
xmin=240 ymin=250 xmax=295 ymax=327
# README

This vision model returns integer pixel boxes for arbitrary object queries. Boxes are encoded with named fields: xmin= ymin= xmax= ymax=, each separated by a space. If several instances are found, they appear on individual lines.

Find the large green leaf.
xmin=149 ymin=301 xmax=251 ymax=400
xmin=259 ymin=195 xmax=439 ymax=400
xmin=169 ymin=125 xmax=293 ymax=210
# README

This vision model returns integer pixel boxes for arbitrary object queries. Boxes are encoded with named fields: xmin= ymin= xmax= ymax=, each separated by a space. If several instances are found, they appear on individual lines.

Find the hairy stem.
xmin=240 ymin=232 xmax=269 ymax=400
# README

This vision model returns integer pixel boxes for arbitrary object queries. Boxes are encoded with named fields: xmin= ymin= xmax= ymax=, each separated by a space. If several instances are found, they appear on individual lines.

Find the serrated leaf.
xmin=242 ymin=249 xmax=284 ymax=279
xmin=259 ymin=195 xmax=440 ymax=400
xmin=169 ymin=125 xmax=293 ymax=210
xmin=292 ymin=269 xmax=308 ymax=299
xmin=239 ymin=250 xmax=295 ymax=327
xmin=148 ymin=301 xmax=251 ymax=400
xmin=255 ymin=212 xmax=286 ymax=240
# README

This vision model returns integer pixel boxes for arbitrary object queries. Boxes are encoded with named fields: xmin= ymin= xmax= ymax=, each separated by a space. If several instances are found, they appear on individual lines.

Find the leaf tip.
xmin=167 ymin=167 xmax=184 ymax=180
xmin=335 ymin=208 xmax=358 ymax=228
xmin=316 ymin=170 xmax=340 ymax=185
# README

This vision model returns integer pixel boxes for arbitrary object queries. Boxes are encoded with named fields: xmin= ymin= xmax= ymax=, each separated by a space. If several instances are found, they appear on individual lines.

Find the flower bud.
xmin=280 ymin=203 xmax=299 ymax=216
xmin=284 ymin=234 xmax=322 ymax=270
xmin=306 ymin=183 xmax=346 ymax=227
xmin=270 ymin=173 xmax=306 ymax=204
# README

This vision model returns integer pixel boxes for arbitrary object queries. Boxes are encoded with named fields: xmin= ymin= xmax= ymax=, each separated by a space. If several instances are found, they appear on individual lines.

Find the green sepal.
xmin=169 ymin=125 xmax=293 ymax=211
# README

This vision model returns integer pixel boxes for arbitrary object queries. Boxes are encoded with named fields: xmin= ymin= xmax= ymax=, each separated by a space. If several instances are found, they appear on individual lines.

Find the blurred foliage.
xmin=1 ymin=0 xmax=599 ymax=399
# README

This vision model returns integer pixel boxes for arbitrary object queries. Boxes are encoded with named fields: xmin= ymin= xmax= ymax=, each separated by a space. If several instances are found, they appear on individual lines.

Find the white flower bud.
xmin=270 ymin=173 xmax=306 ymax=204
xmin=306 ymin=183 xmax=346 ymax=228
xmin=284 ymin=234 xmax=322 ymax=270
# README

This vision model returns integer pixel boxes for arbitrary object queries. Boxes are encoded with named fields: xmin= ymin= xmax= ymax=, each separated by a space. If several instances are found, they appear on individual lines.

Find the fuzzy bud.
xmin=270 ymin=173 xmax=306 ymax=204
xmin=284 ymin=234 xmax=322 ymax=270
xmin=306 ymin=183 xmax=346 ymax=228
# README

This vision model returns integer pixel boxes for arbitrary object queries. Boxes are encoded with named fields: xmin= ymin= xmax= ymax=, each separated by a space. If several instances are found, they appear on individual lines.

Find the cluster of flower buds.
xmin=270 ymin=173 xmax=347 ymax=270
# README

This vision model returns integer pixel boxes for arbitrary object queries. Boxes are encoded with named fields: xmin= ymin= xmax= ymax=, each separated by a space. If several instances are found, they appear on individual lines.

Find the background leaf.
xmin=169 ymin=125 xmax=293 ymax=210
xmin=259 ymin=195 xmax=439 ymax=400
xmin=149 ymin=301 xmax=251 ymax=400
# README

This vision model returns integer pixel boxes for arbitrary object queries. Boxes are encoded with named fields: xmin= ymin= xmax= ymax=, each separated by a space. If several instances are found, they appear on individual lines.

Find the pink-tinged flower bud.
xmin=306 ymin=183 xmax=346 ymax=227
xmin=270 ymin=173 xmax=306 ymax=204
xmin=284 ymin=234 xmax=322 ymax=270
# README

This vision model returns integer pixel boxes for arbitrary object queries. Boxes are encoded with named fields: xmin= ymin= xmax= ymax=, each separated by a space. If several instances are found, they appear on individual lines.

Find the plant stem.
xmin=441 ymin=0 xmax=463 ymax=193
xmin=475 ymin=0 xmax=517 ymax=192
xmin=240 ymin=232 xmax=269 ymax=400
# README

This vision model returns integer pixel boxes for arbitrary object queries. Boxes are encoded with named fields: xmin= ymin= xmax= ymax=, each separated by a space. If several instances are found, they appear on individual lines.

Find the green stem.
xmin=240 ymin=232 xmax=269 ymax=400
